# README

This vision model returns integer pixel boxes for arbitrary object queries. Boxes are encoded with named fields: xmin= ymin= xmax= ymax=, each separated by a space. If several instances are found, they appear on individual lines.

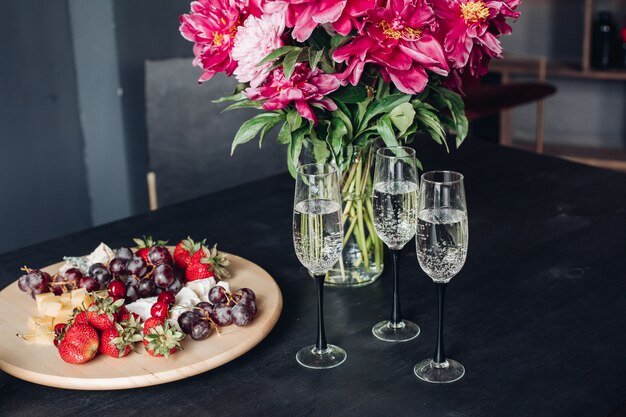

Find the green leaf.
xmin=212 ymin=92 xmax=245 ymax=104
xmin=257 ymin=46 xmax=301 ymax=67
xmin=221 ymin=100 xmax=264 ymax=112
xmin=287 ymin=110 xmax=302 ymax=131
xmin=231 ymin=113 xmax=283 ymax=155
xmin=389 ymin=102 xmax=416 ymax=136
xmin=283 ymin=49 xmax=301 ymax=81
xmin=310 ymin=133 xmax=331 ymax=163
xmin=330 ymin=34 xmax=350 ymax=49
xmin=307 ymin=27 xmax=331 ymax=51
xmin=259 ymin=115 xmax=284 ymax=148
xmin=429 ymin=86 xmax=468 ymax=147
xmin=415 ymin=107 xmax=448 ymax=152
xmin=277 ymin=122 xmax=292 ymax=145
xmin=359 ymin=94 xmax=410 ymax=131
xmin=329 ymin=85 xmax=368 ymax=104
xmin=309 ymin=48 xmax=324 ymax=70
xmin=327 ymin=117 xmax=348 ymax=156
xmin=333 ymin=103 xmax=353 ymax=139
xmin=287 ymin=129 xmax=305 ymax=178
xmin=376 ymin=116 xmax=400 ymax=149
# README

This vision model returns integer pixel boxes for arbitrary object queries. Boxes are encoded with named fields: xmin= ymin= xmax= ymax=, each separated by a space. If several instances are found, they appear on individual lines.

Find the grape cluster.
xmin=177 ymin=287 xmax=257 ymax=341
xmin=106 ymin=246 xmax=184 ymax=303
xmin=17 ymin=268 xmax=51 ymax=299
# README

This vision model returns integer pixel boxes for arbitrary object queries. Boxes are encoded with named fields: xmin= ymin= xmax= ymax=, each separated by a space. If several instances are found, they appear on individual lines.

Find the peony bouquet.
xmin=179 ymin=0 xmax=520 ymax=285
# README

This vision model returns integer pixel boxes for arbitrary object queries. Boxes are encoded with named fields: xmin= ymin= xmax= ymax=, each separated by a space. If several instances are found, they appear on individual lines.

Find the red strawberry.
xmin=72 ymin=310 xmax=89 ymax=326
xmin=133 ymin=236 xmax=168 ymax=262
xmin=87 ymin=296 xmax=125 ymax=331
xmin=142 ymin=317 xmax=184 ymax=358
xmin=173 ymin=237 xmax=205 ymax=270
xmin=58 ymin=323 xmax=99 ymax=364
xmin=118 ymin=306 xmax=130 ymax=322
xmin=99 ymin=315 xmax=143 ymax=358
xmin=185 ymin=245 xmax=231 ymax=282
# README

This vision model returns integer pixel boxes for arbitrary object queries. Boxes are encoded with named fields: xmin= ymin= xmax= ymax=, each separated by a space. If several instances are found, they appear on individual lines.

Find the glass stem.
xmin=433 ymin=282 xmax=447 ymax=364
xmin=314 ymin=275 xmax=328 ymax=351
xmin=390 ymin=249 xmax=402 ymax=326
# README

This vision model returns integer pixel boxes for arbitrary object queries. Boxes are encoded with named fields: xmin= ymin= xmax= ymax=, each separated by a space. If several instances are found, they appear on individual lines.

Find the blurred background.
xmin=1 ymin=0 xmax=625 ymax=254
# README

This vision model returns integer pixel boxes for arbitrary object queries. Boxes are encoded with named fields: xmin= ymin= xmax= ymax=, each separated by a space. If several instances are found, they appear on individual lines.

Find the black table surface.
xmin=1 ymin=140 xmax=626 ymax=417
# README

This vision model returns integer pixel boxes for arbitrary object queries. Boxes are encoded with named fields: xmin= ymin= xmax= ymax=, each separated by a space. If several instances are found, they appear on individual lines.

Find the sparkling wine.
xmin=373 ymin=180 xmax=418 ymax=250
xmin=293 ymin=199 xmax=343 ymax=275
xmin=416 ymin=207 xmax=468 ymax=282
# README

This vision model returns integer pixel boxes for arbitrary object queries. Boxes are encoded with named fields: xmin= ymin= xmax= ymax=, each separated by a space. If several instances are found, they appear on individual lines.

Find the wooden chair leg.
xmin=535 ymin=57 xmax=548 ymax=154
xmin=147 ymin=172 xmax=158 ymax=211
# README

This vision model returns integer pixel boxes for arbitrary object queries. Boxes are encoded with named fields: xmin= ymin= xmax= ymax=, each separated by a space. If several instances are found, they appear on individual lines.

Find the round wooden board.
xmin=0 ymin=252 xmax=282 ymax=390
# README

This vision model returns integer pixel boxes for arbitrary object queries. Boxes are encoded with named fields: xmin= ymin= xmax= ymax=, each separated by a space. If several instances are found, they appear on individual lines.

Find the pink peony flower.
xmin=332 ymin=0 xmax=378 ymax=36
xmin=333 ymin=0 xmax=449 ymax=94
xmin=232 ymin=12 xmax=285 ymax=87
xmin=244 ymin=63 xmax=340 ymax=123
xmin=263 ymin=0 xmax=344 ymax=42
xmin=179 ymin=0 xmax=262 ymax=83
xmin=434 ymin=0 xmax=520 ymax=76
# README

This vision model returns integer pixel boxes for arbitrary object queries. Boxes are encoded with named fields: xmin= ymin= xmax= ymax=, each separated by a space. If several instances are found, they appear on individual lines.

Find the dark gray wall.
xmin=113 ymin=0 xmax=192 ymax=213
xmin=0 ymin=1 xmax=92 ymax=254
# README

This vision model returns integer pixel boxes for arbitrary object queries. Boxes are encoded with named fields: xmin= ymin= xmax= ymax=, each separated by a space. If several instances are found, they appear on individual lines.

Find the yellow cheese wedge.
xmin=21 ymin=332 xmax=55 ymax=345
xmin=40 ymin=301 xmax=63 ymax=317
xmin=35 ymin=293 xmax=57 ymax=312
xmin=59 ymin=292 xmax=72 ymax=304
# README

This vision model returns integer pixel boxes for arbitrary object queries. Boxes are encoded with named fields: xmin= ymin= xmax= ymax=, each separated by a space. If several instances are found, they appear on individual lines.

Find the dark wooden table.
xmin=1 ymin=140 xmax=625 ymax=417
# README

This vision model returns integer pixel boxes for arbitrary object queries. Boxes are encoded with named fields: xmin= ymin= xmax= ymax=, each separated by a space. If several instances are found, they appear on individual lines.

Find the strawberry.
xmin=133 ymin=236 xmax=168 ymax=262
xmin=173 ymin=237 xmax=205 ymax=270
xmin=118 ymin=306 xmax=130 ymax=322
xmin=142 ymin=317 xmax=184 ymax=358
xmin=99 ymin=315 xmax=143 ymax=358
xmin=87 ymin=296 xmax=125 ymax=331
xmin=185 ymin=245 xmax=231 ymax=282
xmin=58 ymin=323 xmax=99 ymax=364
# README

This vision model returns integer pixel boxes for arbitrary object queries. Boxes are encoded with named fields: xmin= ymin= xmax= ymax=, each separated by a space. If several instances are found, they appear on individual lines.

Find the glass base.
xmin=296 ymin=344 xmax=347 ymax=369
xmin=372 ymin=320 xmax=420 ymax=342
xmin=414 ymin=358 xmax=465 ymax=383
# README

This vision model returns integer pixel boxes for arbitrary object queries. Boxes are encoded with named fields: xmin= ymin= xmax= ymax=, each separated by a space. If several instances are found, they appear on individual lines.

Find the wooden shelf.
xmin=490 ymin=58 xmax=626 ymax=81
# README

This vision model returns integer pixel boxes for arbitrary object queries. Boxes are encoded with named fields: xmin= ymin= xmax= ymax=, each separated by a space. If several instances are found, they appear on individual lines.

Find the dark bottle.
xmin=591 ymin=11 xmax=616 ymax=69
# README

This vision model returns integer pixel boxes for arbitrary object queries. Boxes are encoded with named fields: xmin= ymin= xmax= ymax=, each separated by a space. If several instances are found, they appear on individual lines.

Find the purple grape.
xmin=78 ymin=276 xmax=99 ymax=292
xmin=126 ymin=256 xmax=147 ymax=277
xmin=125 ymin=275 xmax=139 ymax=288
xmin=238 ymin=297 xmax=257 ymax=317
xmin=64 ymin=268 xmax=83 ymax=284
xmin=108 ymin=258 xmax=127 ymax=276
xmin=148 ymin=246 xmax=173 ymax=267
xmin=49 ymin=274 xmax=68 ymax=295
xmin=231 ymin=304 xmax=253 ymax=327
xmin=153 ymin=264 xmax=175 ymax=288
xmin=166 ymin=275 xmax=184 ymax=295
xmin=28 ymin=270 xmax=49 ymax=291
xmin=208 ymin=286 xmax=228 ymax=305
xmin=195 ymin=301 xmax=214 ymax=317
xmin=115 ymin=246 xmax=133 ymax=262
xmin=138 ymin=278 xmax=156 ymax=298
xmin=125 ymin=284 xmax=139 ymax=303
xmin=178 ymin=310 xmax=201 ymax=334
xmin=88 ymin=263 xmax=107 ymax=277
xmin=235 ymin=288 xmax=256 ymax=302
xmin=190 ymin=319 xmax=211 ymax=340
xmin=210 ymin=305 xmax=232 ymax=326
xmin=17 ymin=275 xmax=30 ymax=292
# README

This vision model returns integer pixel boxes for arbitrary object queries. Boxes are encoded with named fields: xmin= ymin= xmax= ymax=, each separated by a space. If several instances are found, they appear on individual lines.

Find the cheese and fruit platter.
xmin=0 ymin=236 xmax=282 ymax=390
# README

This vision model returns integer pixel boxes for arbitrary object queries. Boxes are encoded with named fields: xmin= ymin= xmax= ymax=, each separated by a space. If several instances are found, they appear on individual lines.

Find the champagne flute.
xmin=414 ymin=171 xmax=468 ymax=383
xmin=293 ymin=163 xmax=347 ymax=369
xmin=371 ymin=146 xmax=420 ymax=342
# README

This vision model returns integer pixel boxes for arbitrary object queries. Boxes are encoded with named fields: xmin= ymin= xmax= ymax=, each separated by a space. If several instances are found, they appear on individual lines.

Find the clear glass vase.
xmin=324 ymin=146 xmax=384 ymax=287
